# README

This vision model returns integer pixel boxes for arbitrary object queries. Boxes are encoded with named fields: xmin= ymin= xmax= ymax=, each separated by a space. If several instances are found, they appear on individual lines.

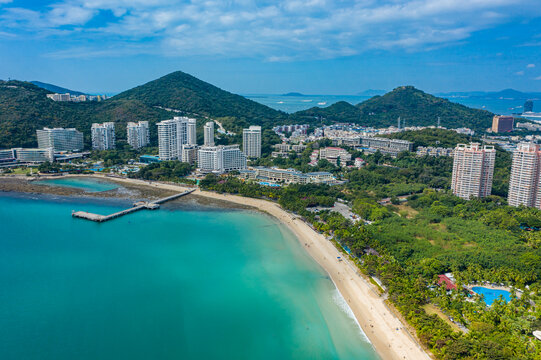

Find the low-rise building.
xmin=319 ymin=147 xmax=351 ymax=166
xmin=416 ymin=146 xmax=454 ymax=157
xmin=13 ymin=147 xmax=54 ymax=163
xmin=239 ymin=167 xmax=336 ymax=185
xmin=358 ymin=136 xmax=413 ymax=156
xmin=353 ymin=158 xmax=365 ymax=168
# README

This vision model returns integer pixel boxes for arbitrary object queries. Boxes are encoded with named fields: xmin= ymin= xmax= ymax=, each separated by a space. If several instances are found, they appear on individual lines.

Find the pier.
xmin=72 ymin=189 xmax=195 ymax=222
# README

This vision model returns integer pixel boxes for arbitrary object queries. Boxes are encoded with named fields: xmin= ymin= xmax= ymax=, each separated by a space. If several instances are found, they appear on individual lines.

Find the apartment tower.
xmin=451 ymin=143 xmax=496 ymax=199
xmin=91 ymin=122 xmax=116 ymax=150
xmin=243 ymin=126 xmax=262 ymax=158
xmin=508 ymin=143 xmax=541 ymax=208
xmin=204 ymin=121 xmax=215 ymax=146
xmin=127 ymin=121 xmax=150 ymax=149
xmin=157 ymin=117 xmax=197 ymax=161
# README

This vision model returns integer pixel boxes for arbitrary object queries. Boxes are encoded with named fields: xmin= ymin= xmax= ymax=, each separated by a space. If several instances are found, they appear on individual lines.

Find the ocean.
xmin=0 ymin=188 xmax=378 ymax=359
xmin=244 ymin=93 xmax=527 ymax=115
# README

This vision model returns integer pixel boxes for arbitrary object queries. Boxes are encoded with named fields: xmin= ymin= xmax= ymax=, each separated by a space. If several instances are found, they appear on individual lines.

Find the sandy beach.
xmin=1 ymin=174 xmax=431 ymax=360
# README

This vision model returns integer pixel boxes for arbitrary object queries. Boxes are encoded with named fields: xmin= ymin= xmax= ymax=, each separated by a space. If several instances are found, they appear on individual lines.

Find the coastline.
xmin=0 ymin=174 xmax=431 ymax=360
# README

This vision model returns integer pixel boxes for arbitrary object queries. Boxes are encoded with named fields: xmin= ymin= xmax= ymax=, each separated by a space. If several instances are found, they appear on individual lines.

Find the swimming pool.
xmin=471 ymin=286 xmax=512 ymax=306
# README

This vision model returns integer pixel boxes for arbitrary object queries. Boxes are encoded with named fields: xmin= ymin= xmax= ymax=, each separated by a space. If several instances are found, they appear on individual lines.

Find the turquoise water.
xmin=34 ymin=177 xmax=119 ymax=192
xmin=0 ymin=192 xmax=378 ymax=360
xmin=471 ymin=287 xmax=512 ymax=306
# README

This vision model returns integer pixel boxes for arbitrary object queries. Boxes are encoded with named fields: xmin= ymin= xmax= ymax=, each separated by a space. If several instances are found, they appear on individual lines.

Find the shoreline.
xmin=1 ymin=174 xmax=431 ymax=360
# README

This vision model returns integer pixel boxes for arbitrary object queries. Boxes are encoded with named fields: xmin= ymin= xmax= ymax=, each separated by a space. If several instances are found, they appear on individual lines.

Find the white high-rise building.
xmin=157 ymin=117 xmax=197 ymax=161
xmin=243 ymin=126 xmax=262 ymax=158
xmin=198 ymin=145 xmax=247 ymax=173
xmin=127 ymin=121 xmax=150 ymax=149
xmin=451 ymin=143 xmax=496 ymax=199
xmin=91 ymin=122 xmax=116 ymax=150
xmin=204 ymin=121 xmax=215 ymax=146
xmin=508 ymin=143 xmax=541 ymax=208
xmin=37 ymin=127 xmax=83 ymax=152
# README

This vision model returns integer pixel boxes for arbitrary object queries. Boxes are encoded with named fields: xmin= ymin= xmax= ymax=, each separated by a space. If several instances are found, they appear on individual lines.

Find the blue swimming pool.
xmin=471 ymin=286 xmax=512 ymax=306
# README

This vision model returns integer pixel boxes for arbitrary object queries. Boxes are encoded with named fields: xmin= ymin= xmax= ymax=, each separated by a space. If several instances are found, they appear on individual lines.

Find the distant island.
xmin=282 ymin=92 xmax=305 ymax=96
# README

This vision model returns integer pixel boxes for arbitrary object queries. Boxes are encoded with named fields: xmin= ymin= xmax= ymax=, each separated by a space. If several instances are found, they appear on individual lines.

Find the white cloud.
xmin=535 ymin=76 xmax=541 ymax=80
xmin=515 ymin=71 xmax=525 ymax=75
xmin=527 ymin=63 xmax=536 ymax=68
xmin=2 ymin=0 xmax=541 ymax=60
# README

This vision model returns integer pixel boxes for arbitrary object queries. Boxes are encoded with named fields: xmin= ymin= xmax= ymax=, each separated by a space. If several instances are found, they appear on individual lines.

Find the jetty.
xmin=72 ymin=189 xmax=195 ymax=223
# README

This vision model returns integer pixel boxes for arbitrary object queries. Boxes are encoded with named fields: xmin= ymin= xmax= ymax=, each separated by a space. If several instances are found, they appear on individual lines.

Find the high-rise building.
xmin=197 ymin=145 xmax=247 ymax=173
xmin=491 ymin=115 xmax=514 ymax=133
xmin=37 ymin=127 xmax=84 ymax=152
xmin=204 ymin=121 xmax=215 ymax=146
xmin=243 ymin=126 xmax=261 ymax=158
xmin=127 ymin=121 xmax=150 ymax=149
xmin=157 ymin=117 xmax=197 ymax=161
xmin=91 ymin=122 xmax=116 ymax=150
xmin=451 ymin=143 xmax=496 ymax=199
xmin=508 ymin=143 xmax=541 ymax=208
xmin=524 ymin=100 xmax=534 ymax=113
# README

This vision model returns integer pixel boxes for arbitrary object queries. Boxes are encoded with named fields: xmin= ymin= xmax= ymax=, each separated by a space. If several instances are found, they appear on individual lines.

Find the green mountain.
xmin=0 ymin=81 xmax=168 ymax=148
xmin=31 ymin=81 xmax=87 ymax=96
xmin=113 ymin=71 xmax=285 ymax=124
xmin=291 ymin=86 xmax=494 ymax=131
xmin=356 ymin=86 xmax=494 ymax=130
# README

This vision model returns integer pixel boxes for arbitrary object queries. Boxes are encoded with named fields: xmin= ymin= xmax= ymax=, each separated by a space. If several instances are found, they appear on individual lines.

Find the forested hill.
xmin=31 ymin=81 xmax=87 ymax=96
xmin=0 ymin=81 xmax=169 ymax=148
xmin=356 ymin=86 xmax=494 ymax=131
xmin=291 ymin=86 xmax=494 ymax=132
xmin=113 ymin=71 xmax=286 ymax=124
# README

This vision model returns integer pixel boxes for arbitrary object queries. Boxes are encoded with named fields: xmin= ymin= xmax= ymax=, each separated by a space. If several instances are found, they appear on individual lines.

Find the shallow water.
xmin=34 ymin=177 xmax=119 ymax=192
xmin=0 ymin=190 xmax=378 ymax=359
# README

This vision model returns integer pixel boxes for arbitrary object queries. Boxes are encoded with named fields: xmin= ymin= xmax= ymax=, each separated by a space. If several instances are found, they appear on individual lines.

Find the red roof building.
xmin=437 ymin=275 xmax=457 ymax=291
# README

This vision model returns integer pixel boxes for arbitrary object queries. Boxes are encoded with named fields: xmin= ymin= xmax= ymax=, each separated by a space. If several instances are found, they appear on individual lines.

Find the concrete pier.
xmin=72 ymin=189 xmax=195 ymax=223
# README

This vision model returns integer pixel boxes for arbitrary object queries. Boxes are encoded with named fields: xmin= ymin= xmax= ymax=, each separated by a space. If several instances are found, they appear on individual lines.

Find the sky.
xmin=1 ymin=0 xmax=541 ymax=95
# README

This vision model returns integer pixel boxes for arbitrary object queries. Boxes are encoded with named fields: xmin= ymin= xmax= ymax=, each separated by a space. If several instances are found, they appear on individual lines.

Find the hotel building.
xmin=37 ymin=127 xmax=84 ymax=152
xmin=318 ymin=147 xmax=352 ymax=166
xmin=492 ymin=115 xmax=514 ymax=133
xmin=197 ymin=145 xmax=247 ymax=173
xmin=91 ymin=122 xmax=116 ymax=150
xmin=14 ymin=148 xmax=54 ymax=163
xmin=239 ymin=167 xmax=335 ymax=185
xmin=127 ymin=121 xmax=150 ymax=149
xmin=157 ymin=117 xmax=197 ymax=161
xmin=243 ymin=126 xmax=262 ymax=158
xmin=508 ymin=143 xmax=541 ymax=208
xmin=204 ymin=122 xmax=215 ymax=146
xmin=451 ymin=143 xmax=496 ymax=199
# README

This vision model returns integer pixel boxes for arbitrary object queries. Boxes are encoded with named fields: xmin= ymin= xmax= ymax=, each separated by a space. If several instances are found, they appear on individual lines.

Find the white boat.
xmin=522 ymin=111 xmax=541 ymax=119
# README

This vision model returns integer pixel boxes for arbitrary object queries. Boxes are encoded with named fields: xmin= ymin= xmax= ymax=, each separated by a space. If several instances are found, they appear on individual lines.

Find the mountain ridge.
xmin=31 ymin=81 xmax=88 ymax=96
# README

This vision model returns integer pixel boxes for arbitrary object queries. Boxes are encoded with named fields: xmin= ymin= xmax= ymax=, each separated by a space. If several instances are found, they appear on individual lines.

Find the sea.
xmin=0 ymin=179 xmax=378 ymax=360
xmin=244 ymin=94 xmax=528 ymax=115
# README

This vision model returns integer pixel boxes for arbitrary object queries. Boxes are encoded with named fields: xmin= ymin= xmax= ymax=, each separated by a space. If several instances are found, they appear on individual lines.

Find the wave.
xmin=331 ymin=288 xmax=371 ymax=343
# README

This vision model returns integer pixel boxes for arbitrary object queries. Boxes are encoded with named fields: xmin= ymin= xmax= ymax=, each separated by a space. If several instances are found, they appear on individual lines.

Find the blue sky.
xmin=1 ymin=0 xmax=541 ymax=94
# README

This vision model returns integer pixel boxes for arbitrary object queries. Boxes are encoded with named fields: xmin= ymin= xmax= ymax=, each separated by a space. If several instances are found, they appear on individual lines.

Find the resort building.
xmin=197 ymin=145 xmax=247 ymax=173
xmin=127 ymin=121 xmax=150 ymax=149
xmin=157 ymin=117 xmax=197 ymax=161
xmin=243 ymin=126 xmax=262 ymax=158
xmin=204 ymin=121 xmax=215 ymax=146
xmin=508 ymin=143 xmax=541 ymax=208
xmin=46 ymin=93 xmax=71 ymax=102
xmin=271 ymin=143 xmax=307 ymax=158
xmin=181 ymin=144 xmax=198 ymax=165
xmin=451 ymin=143 xmax=496 ymax=199
xmin=91 ymin=122 xmax=116 ymax=150
xmin=13 ymin=147 xmax=54 ymax=163
xmin=359 ymin=136 xmax=413 ymax=156
xmin=319 ymin=147 xmax=352 ymax=166
xmin=354 ymin=158 xmax=365 ymax=168
xmin=239 ymin=167 xmax=336 ymax=185
xmin=492 ymin=115 xmax=515 ymax=133
xmin=416 ymin=146 xmax=454 ymax=157
xmin=37 ymin=127 xmax=84 ymax=152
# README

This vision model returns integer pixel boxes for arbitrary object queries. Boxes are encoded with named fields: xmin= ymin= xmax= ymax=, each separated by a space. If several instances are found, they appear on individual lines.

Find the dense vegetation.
xmin=31 ymin=81 xmax=87 ymax=96
xmin=129 ymin=161 xmax=192 ymax=181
